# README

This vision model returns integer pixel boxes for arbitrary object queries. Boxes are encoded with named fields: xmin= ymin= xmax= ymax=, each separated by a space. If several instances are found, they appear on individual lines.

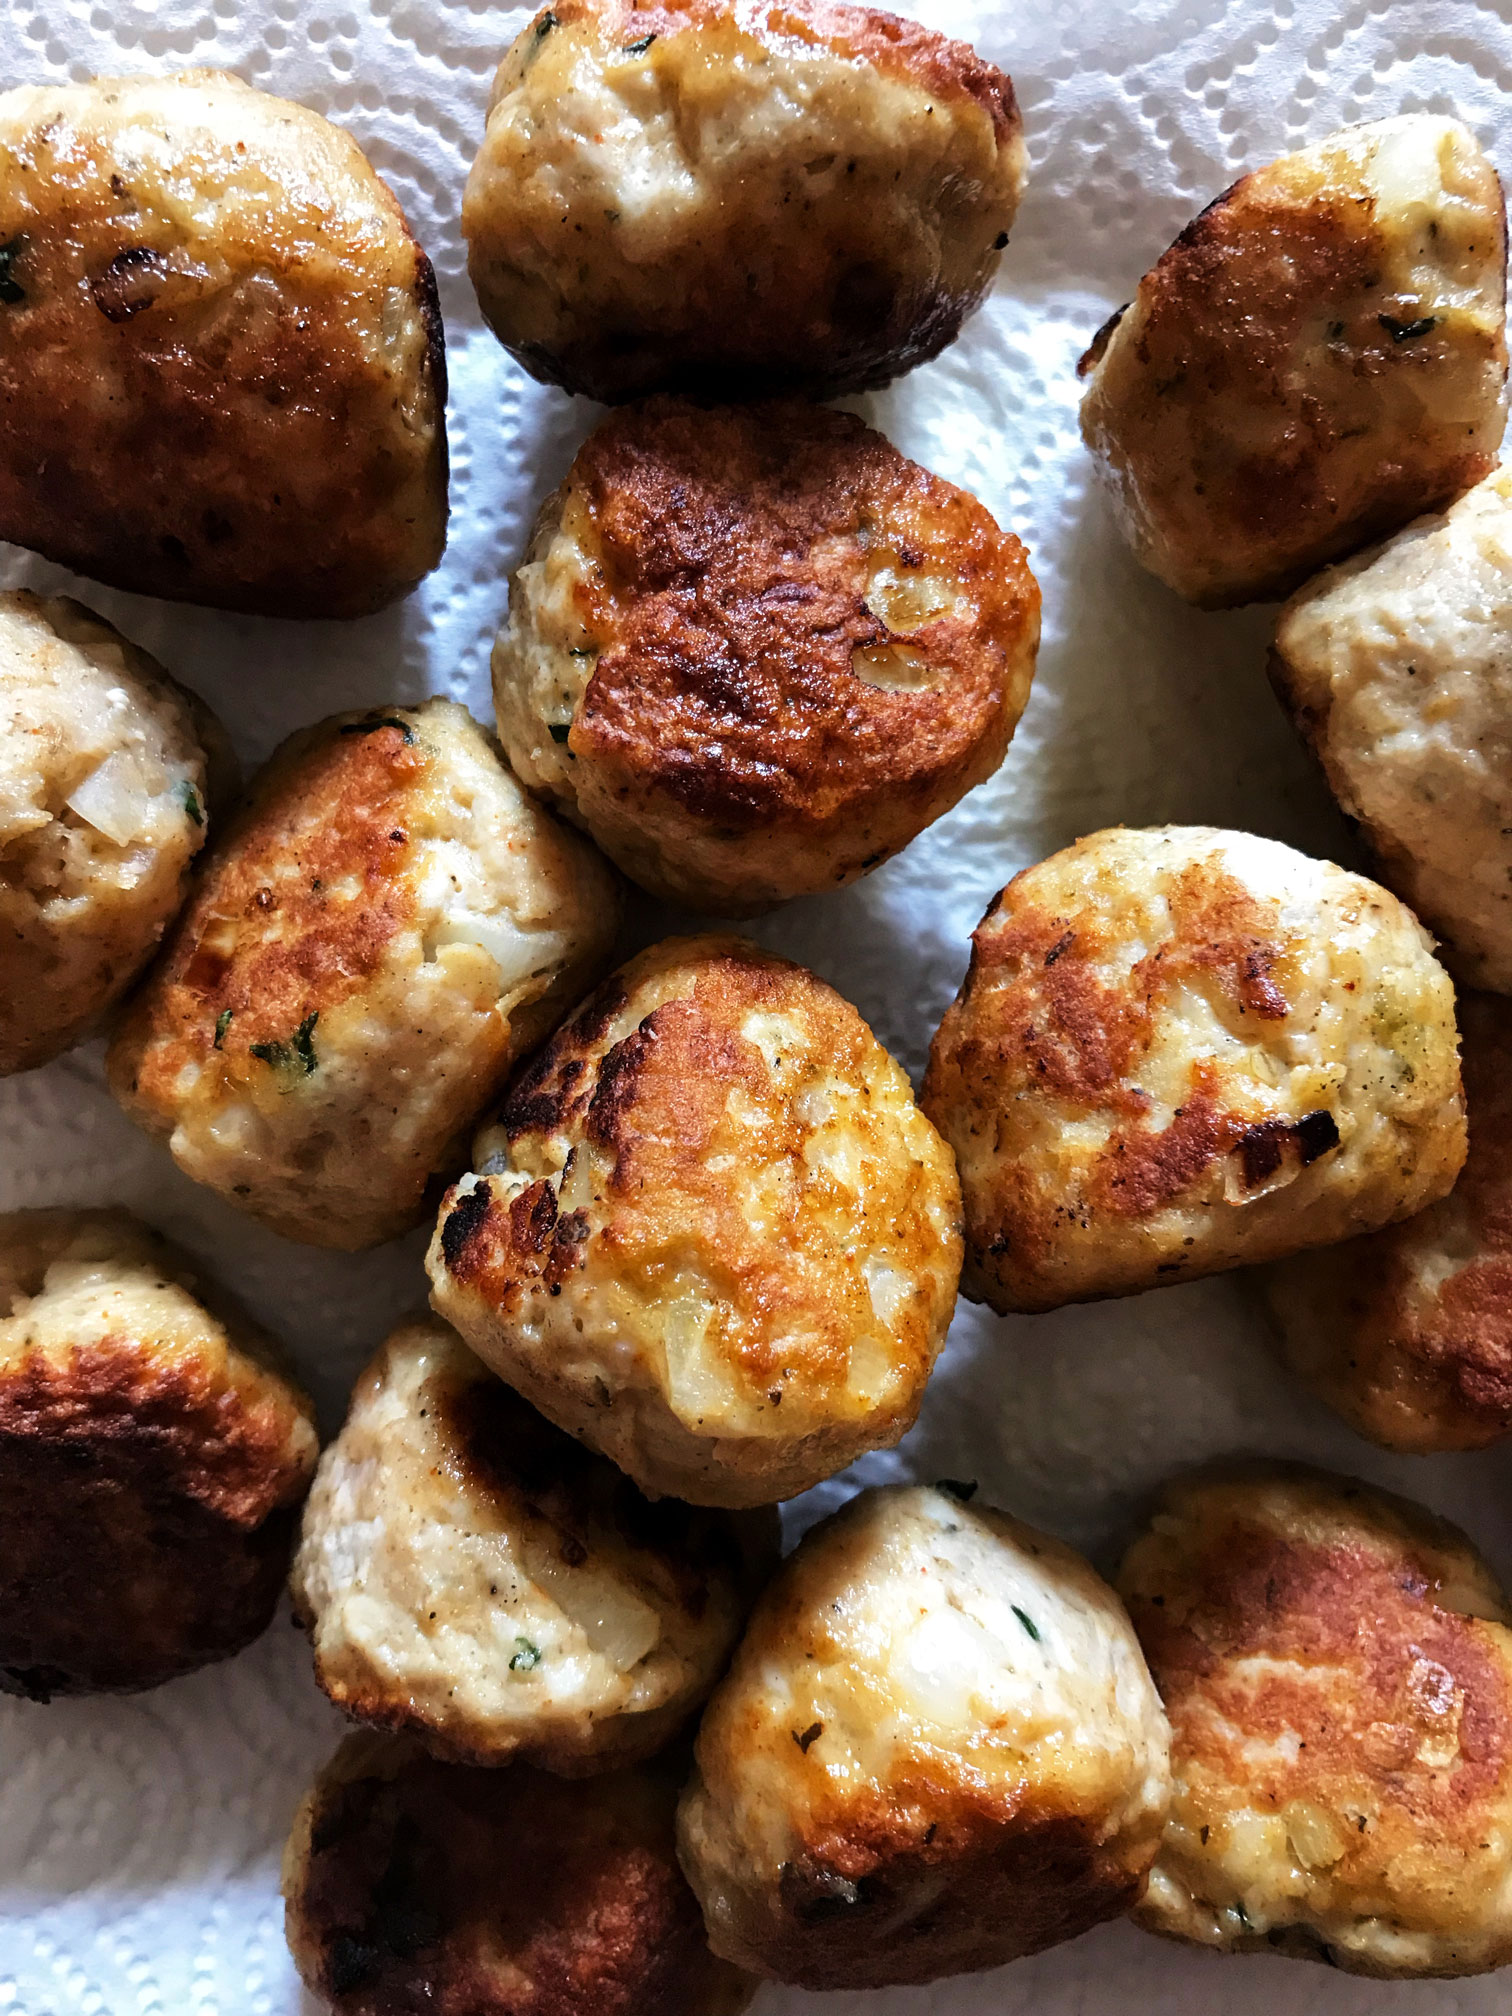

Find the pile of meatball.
xmin=4 ymin=0 xmax=1512 ymax=2006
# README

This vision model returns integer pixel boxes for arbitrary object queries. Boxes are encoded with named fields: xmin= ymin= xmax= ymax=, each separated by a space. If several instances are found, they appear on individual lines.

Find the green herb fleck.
xmin=548 ymin=723 xmax=571 ymax=745
xmin=1012 ymin=1605 xmax=1041 ymax=1643
xmin=213 ymin=1008 xmax=232 ymax=1050
xmin=0 ymin=238 xmax=25 ymax=306
xmin=250 ymin=1010 xmax=319 ymax=1078
xmin=179 ymin=780 xmax=204 ymax=826
xmin=1379 ymin=313 xmax=1438 ymax=343
xmin=623 ymin=32 xmax=657 ymax=52
xmin=568 ymin=646 xmax=597 ymax=658
xmin=535 ymin=9 xmax=558 ymax=38
xmin=510 ymin=1637 xmax=542 ymax=1671
xmin=339 ymin=715 xmax=414 ymax=743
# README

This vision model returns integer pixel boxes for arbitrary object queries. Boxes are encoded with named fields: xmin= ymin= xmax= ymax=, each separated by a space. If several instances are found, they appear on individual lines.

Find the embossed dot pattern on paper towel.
xmin=1 ymin=2 xmax=1511 ymax=2011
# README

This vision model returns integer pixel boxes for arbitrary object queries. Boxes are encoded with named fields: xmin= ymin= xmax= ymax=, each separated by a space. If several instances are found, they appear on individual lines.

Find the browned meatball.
xmin=283 ymin=1734 xmax=755 ymax=2014
xmin=493 ymin=398 xmax=1040 ymax=913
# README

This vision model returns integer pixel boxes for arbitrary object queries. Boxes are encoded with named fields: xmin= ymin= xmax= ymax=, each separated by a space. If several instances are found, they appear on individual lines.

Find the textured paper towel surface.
xmin=3 ymin=1 xmax=1512 ymax=2010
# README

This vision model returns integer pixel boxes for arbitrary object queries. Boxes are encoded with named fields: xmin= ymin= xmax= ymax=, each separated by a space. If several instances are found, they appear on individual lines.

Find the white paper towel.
xmin=2 ymin=1 xmax=1512 ymax=2009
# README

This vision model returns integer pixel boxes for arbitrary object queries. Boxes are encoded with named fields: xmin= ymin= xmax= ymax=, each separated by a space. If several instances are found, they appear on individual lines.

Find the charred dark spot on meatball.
xmin=438 ymin=1182 xmax=493 ymax=1272
xmin=90 ymin=245 xmax=167 ymax=322
xmin=1078 ymin=301 xmax=1128 ymax=377
xmin=0 ymin=237 xmax=27 ymax=306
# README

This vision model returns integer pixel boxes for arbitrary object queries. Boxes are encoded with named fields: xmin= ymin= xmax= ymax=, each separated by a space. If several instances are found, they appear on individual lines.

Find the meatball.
xmin=677 ymin=1483 xmax=1171 ymax=1989
xmin=493 ymin=398 xmax=1040 ymax=914
xmin=0 ymin=1207 xmax=317 ymax=1699
xmin=462 ymin=0 xmax=1026 ymax=405
xmin=1271 ymin=465 xmax=1512 ymax=991
xmin=291 ymin=1315 xmax=776 ymax=1772
xmin=108 ymin=700 xmax=619 ymax=1251
xmin=0 ymin=590 xmax=229 ymax=1076
xmin=0 ymin=70 xmax=446 ymax=617
xmin=1263 ymin=992 xmax=1512 ymax=1452
xmin=1120 ymin=1463 xmax=1512 ymax=1977
xmin=923 ymin=825 xmax=1466 ymax=1314
xmin=284 ymin=1733 xmax=755 ymax=2015
xmin=1079 ymin=115 xmax=1507 ymax=607
xmin=428 ymin=935 xmax=962 ymax=1508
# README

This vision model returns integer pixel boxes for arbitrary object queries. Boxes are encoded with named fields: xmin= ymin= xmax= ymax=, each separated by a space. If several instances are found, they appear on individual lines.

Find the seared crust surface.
xmin=0 ymin=70 xmax=447 ymax=616
xmin=1121 ymin=1464 xmax=1512 ymax=1976
xmin=108 ymin=700 xmax=618 ymax=1250
xmin=291 ymin=1315 xmax=775 ymax=1771
xmin=1265 ymin=991 xmax=1512 ymax=1451
xmin=283 ymin=1734 xmax=755 ymax=2015
xmin=923 ymin=825 xmax=1465 ymax=1312
xmin=676 ymin=1484 xmax=1171 ymax=1989
xmin=0 ymin=590 xmax=226 ymax=1075
xmin=1079 ymin=116 xmax=1507 ymax=606
xmin=463 ymin=0 xmax=1025 ymax=403
xmin=493 ymin=398 xmax=1039 ymax=912
xmin=428 ymin=935 xmax=961 ymax=1506
xmin=0 ymin=1207 xmax=317 ymax=1698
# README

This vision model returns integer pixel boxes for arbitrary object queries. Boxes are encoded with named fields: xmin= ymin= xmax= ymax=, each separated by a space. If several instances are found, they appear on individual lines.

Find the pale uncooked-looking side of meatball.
xmin=677 ymin=1484 xmax=1172 ymax=1990
xmin=428 ymin=935 xmax=962 ymax=1508
xmin=291 ymin=1314 xmax=775 ymax=1773
xmin=1121 ymin=1464 xmax=1512 ymax=1977
xmin=1272 ymin=465 xmax=1512 ymax=992
xmin=463 ymin=0 xmax=1026 ymax=403
xmin=1079 ymin=115 xmax=1508 ymax=606
xmin=0 ymin=591 xmax=228 ymax=1076
xmin=1263 ymin=990 xmax=1512 ymax=1452
xmin=492 ymin=398 xmax=1040 ymax=913
xmin=284 ymin=1733 xmax=756 ymax=2015
xmin=924 ymin=825 xmax=1466 ymax=1313
xmin=0 ymin=69 xmax=447 ymax=617
xmin=108 ymin=700 xmax=620 ymax=1251
xmin=0 ymin=1207 xmax=317 ymax=1699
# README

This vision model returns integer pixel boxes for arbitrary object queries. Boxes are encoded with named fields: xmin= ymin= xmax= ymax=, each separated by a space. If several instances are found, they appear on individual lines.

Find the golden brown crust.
xmin=923 ymin=827 xmax=1464 ymax=1312
xmin=283 ymin=1736 xmax=755 ymax=2015
xmin=0 ymin=1207 xmax=316 ymax=1698
xmin=1265 ymin=992 xmax=1512 ymax=1450
xmin=1120 ymin=1463 xmax=1512 ymax=1975
xmin=1078 ymin=119 xmax=1508 ymax=606
xmin=0 ymin=71 xmax=447 ymax=616
xmin=464 ymin=2 xmax=1024 ymax=403
xmin=430 ymin=934 xmax=962 ymax=1504
xmin=507 ymin=399 xmax=1037 ymax=910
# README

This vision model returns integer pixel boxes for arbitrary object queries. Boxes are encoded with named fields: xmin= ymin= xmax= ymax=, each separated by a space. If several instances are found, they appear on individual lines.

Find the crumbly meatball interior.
xmin=1121 ymin=1464 xmax=1512 ymax=1977
xmin=463 ymin=0 xmax=1026 ymax=404
xmin=0 ymin=1208 xmax=317 ymax=1699
xmin=0 ymin=591 xmax=225 ymax=1076
xmin=1079 ymin=115 xmax=1507 ymax=606
xmin=677 ymin=1484 xmax=1172 ymax=1990
xmin=284 ymin=1733 xmax=755 ymax=2016
xmin=0 ymin=69 xmax=447 ymax=617
xmin=924 ymin=825 xmax=1466 ymax=1313
xmin=1272 ymin=465 xmax=1512 ymax=991
xmin=108 ymin=700 xmax=619 ymax=1251
xmin=1264 ymin=991 xmax=1512 ymax=1452
xmin=429 ymin=935 xmax=962 ymax=1508
xmin=493 ymin=398 xmax=1040 ymax=913
xmin=291 ymin=1315 xmax=775 ymax=1772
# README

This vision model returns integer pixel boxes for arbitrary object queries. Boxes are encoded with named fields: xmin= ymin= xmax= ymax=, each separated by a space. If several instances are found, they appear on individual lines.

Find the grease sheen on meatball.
xmin=428 ymin=936 xmax=962 ymax=1508
xmin=291 ymin=1315 xmax=775 ymax=1772
xmin=676 ymin=1484 xmax=1172 ymax=1990
xmin=0 ymin=70 xmax=447 ymax=616
xmin=493 ymin=398 xmax=1040 ymax=913
xmin=284 ymin=1734 xmax=755 ymax=2015
xmin=462 ymin=0 xmax=1026 ymax=404
xmin=1264 ymin=991 xmax=1512 ymax=1452
xmin=924 ymin=826 xmax=1466 ymax=1313
xmin=1079 ymin=116 xmax=1508 ymax=606
xmin=1272 ymin=465 xmax=1512 ymax=992
xmin=108 ymin=700 xmax=619 ymax=1251
xmin=0 ymin=591 xmax=228 ymax=1075
xmin=1121 ymin=1464 xmax=1512 ymax=1978
xmin=0 ymin=1208 xmax=317 ymax=1699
